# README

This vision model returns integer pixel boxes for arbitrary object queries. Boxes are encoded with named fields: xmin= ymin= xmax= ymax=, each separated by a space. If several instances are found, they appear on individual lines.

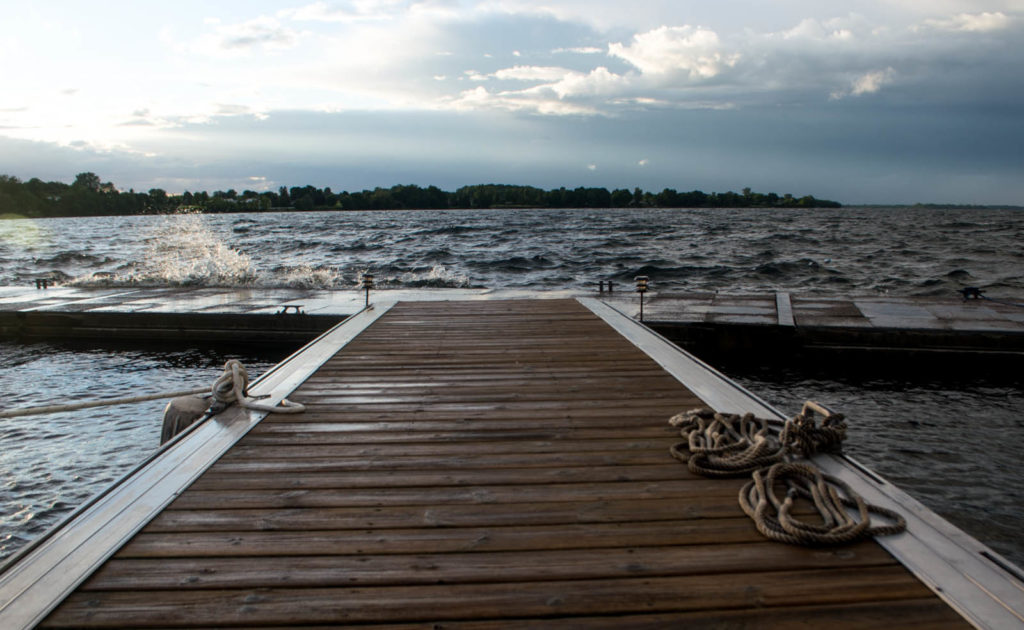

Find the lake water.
xmin=1 ymin=207 xmax=1022 ymax=567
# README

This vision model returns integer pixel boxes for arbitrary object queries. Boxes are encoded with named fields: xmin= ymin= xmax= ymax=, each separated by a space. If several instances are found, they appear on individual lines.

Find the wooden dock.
xmin=2 ymin=299 xmax=1021 ymax=627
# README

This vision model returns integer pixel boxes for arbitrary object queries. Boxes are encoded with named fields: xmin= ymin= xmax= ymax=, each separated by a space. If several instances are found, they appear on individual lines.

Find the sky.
xmin=1 ymin=0 xmax=1022 ymax=205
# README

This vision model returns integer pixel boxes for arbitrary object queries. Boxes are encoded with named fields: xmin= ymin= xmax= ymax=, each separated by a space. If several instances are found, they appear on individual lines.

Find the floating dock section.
xmin=1 ymin=286 xmax=1022 ymax=366
xmin=1 ymin=298 xmax=1022 ymax=627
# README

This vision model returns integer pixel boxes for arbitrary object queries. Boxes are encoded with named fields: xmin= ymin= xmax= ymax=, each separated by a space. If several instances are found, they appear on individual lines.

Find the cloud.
xmin=830 ymin=67 xmax=896 ymax=100
xmin=608 ymin=26 xmax=739 ymax=79
xmin=776 ymin=15 xmax=876 ymax=42
xmin=448 ymin=85 xmax=598 ymax=115
xmin=552 ymin=46 xmax=603 ymax=54
xmin=924 ymin=12 xmax=1011 ymax=32
xmin=281 ymin=0 xmax=406 ymax=23
xmin=215 ymin=103 xmax=258 ymax=116
xmin=548 ymin=67 xmax=627 ymax=98
xmin=192 ymin=17 xmax=302 ymax=56
xmin=492 ymin=65 xmax=573 ymax=81
xmin=850 ymin=68 xmax=896 ymax=95
xmin=445 ymin=66 xmax=631 ymax=115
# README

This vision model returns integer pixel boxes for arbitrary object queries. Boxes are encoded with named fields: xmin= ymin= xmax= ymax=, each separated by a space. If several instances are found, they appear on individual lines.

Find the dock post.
xmin=363 ymin=274 xmax=374 ymax=307
xmin=635 ymin=276 xmax=649 ymax=322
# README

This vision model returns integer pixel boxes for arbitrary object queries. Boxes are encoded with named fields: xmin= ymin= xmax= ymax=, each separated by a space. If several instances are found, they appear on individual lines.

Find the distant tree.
xmin=73 ymin=172 xmax=102 ymax=192
xmin=611 ymin=188 xmax=632 ymax=207
xmin=293 ymin=195 xmax=315 ymax=211
xmin=655 ymin=188 xmax=681 ymax=207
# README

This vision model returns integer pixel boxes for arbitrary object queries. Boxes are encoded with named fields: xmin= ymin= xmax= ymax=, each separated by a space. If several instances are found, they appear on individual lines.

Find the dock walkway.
xmin=2 ymin=299 xmax=996 ymax=627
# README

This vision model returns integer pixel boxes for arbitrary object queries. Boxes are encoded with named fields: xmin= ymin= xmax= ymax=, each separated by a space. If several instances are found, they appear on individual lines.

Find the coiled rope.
xmin=0 ymin=359 xmax=304 ymax=420
xmin=209 ymin=359 xmax=305 ymax=414
xmin=669 ymin=401 xmax=905 ymax=545
xmin=739 ymin=461 xmax=906 ymax=545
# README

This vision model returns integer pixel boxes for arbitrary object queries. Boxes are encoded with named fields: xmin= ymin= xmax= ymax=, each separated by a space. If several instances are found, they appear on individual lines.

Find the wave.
xmin=33 ymin=252 xmax=114 ymax=266
xmin=752 ymin=258 xmax=841 ymax=277
xmin=413 ymin=225 xmax=481 ymax=237
xmin=4 ymin=208 xmax=1023 ymax=298
xmin=484 ymin=255 xmax=558 ymax=272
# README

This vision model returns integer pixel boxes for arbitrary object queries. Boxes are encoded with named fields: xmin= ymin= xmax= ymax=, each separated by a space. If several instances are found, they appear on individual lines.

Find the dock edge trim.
xmin=580 ymin=296 xmax=1024 ymax=630
xmin=0 ymin=302 xmax=396 ymax=629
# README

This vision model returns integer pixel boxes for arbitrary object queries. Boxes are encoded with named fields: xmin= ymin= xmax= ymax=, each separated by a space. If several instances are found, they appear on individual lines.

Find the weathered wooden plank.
xmin=117 ymin=518 xmax=767 ymax=557
xmin=235 ymin=426 xmax=678 ymax=447
xmin=248 ymin=416 xmax=685 ymax=433
xmin=84 ymin=542 xmax=897 ymax=590
xmin=309 ymin=599 xmax=969 ymax=630
xmin=220 ymin=437 xmax=680 ymax=459
xmin=190 ymin=463 xmax=687 ymax=490
xmin=168 ymin=478 xmax=744 ymax=510
xmin=258 ymin=404 xmax=692 ymax=423
xmin=207 ymin=450 xmax=678 ymax=472
xmin=151 ymin=497 xmax=771 ymax=531
xmin=42 ymin=567 xmax=940 ymax=627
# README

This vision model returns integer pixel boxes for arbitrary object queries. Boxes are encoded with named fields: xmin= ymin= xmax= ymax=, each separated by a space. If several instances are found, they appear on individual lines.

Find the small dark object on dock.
xmin=161 ymin=395 xmax=210 ymax=444
xmin=598 ymin=280 xmax=615 ymax=293
xmin=35 ymin=279 xmax=50 ymax=289
xmin=960 ymin=287 xmax=985 ymax=300
xmin=276 ymin=305 xmax=305 ymax=315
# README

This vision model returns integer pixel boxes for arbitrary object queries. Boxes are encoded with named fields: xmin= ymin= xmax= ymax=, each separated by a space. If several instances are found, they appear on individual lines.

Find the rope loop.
xmin=211 ymin=359 xmax=305 ymax=414
xmin=738 ymin=462 xmax=907 ymax=545
xmin=668 ymin=408 xmax=785 ymax=477
xmin=669 ymin=401 xmax=905 ymax=546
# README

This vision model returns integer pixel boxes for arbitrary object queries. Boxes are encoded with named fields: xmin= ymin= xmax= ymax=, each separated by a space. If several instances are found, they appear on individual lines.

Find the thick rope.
xmin=0 ymin=387 xmax=209 ymax=419
xmin=0 ymin=359 xmax=303 ymax=419
xmin=669 ymin=401 xmax=905 ymax=545
xmin=209 ymin=359 xmax=305 ymax=414
xmin=739 ymin=462 xmax=906 ymax=545
xmin=669 ymin=409 xmax=785 ymax=477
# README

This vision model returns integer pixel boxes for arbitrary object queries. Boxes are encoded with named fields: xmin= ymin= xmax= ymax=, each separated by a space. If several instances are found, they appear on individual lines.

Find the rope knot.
xmin=209 ymin=360 xmax=305 ymax=415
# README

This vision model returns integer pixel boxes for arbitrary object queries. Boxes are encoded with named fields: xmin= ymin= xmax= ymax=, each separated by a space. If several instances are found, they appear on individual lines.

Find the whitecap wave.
xmin=69 ymin=212 xmax=256 ymax=287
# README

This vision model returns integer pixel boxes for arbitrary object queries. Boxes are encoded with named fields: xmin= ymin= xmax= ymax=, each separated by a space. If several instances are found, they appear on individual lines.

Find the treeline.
xmin=0 ymin=173 xmax=840 ymax=218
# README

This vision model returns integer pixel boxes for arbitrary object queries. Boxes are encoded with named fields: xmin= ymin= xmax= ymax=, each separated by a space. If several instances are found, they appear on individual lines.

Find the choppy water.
xmin=0 ymin=342 xmax=280 ymax=562
xmin=1 ymin=207 xmax=1023 ymax=568
xmin=2 ymin=207 xmax=1022 ymax=297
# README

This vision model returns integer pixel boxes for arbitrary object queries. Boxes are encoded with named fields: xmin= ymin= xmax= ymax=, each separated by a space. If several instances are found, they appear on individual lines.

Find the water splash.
xmin=140 ymin=213 xmax=255 ymax=285
xmin=271 ymin=264 xmax=344 ymax=289
xmin=69 ymin=212 xmax=256 ymax=287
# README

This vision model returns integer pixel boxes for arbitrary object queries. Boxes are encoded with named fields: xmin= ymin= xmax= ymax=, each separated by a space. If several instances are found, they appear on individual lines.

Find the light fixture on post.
xmin=362 ymin=273 xmax=375 ymax=307
xmin=635 ymin=275 xmax=649 ymax=322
